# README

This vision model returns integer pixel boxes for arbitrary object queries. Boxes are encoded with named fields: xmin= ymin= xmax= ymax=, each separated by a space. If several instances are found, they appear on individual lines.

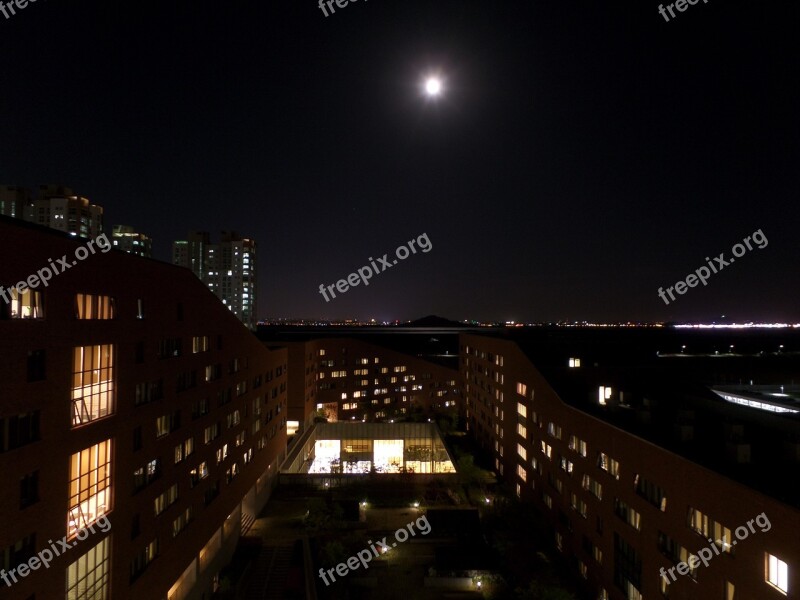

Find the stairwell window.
xmin=72 ymin=345 xmax=115 ymax=427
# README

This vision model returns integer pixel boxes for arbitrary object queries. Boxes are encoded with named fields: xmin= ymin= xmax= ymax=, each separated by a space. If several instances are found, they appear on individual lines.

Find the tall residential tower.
xmin=173 ymin=231 xmax=257 ymax=329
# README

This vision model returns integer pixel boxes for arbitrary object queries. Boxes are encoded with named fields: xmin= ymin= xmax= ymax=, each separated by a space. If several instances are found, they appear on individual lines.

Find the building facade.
xmin=112 ymin=225 xmax=153 ymax=258
xmin=25 ymin=185 xmax=103 ymax=239
xmin=0 ymin=216 xmax=287 ymax=600
xmin=0 ymin=185 xmax=30 ymax=218
xmin=300 ymin=337 xmax=460 ymax=425
xmin=461 ymin=332 xmax=799 ymax=600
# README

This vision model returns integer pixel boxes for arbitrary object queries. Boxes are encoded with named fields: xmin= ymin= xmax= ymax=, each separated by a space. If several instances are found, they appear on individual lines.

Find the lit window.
xmin=172 ymin=507 xmax=193 ymax=538
xmin=540 ymin=441 xmax=552 ymax=459
xmin=68 ymin=440 xmax=112 ymax=538
xmin=517 ymin=423 xmax=527 ymax=439
xmin=568 ymin=358 xmax=581 ymax=368
xmin=597 ymin=452 xmax=620 ymax=479
xmin=154 ymin=484 xmax=178 ymax=516
xmin=598 ymin=386 xmax=612 ymax=405
xmin=5 ymin=287 xmax=44 ymax=319
xmin=516 ymin=382 xmax=527 ymax=396
xmin=517 ymin=402 xmax=527 ymax=418
xmin=688 ymin=507 xmax=709 ymax=536
xmin=679 ymin=546 xmax=699 ymax=579
xmin=614 ymin=498 xmax=642 ymax=531
xmin=582 ymin=474 xmax=602 ymax=500
xmin=72 ymin=345 xmax=115 ymax=427
xmin=192 ymin=335 xmax=209 ymax=353
xmin=767 ymin=553 xmax=788 ymax=594
xmin=66 ymin=537 xmax=110 ymax=599
xmin=517 ymin=443 xmax=527 ymax=460
xmin=725 ymin=581 xmax=734 ymax=600
xmin=76 ymin=294 xmax=115 ymax=320
xmin=714 ymin=522 xmax=733 ymax=553
xmin=517 ymin=464 xmax=527 ymax=482
xmin=569 ymin=435 xmax=587 ymax=457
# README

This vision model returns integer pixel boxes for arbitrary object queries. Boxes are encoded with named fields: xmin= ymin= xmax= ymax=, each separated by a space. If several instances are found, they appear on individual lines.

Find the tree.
xmin=321 ymin=541 xmax=348 ymax=566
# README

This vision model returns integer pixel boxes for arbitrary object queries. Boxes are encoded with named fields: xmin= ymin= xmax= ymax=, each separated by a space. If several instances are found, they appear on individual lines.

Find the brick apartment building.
xmin=273 ymin=337 xmax=461 ymax=435
xmin=0 ymin=216 xmax=288 ymax=600
xmin=461 ymin=331 xmax=800 ymax=600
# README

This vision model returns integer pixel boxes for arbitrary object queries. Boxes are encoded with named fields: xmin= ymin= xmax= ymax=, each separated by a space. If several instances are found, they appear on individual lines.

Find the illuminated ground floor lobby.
xmin=283 ymin=422 xmax=456 ymax=475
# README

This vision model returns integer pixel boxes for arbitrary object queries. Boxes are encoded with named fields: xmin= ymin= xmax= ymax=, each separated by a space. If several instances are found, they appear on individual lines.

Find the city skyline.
xmin=1 ymin=1 xmax=798 ymax=323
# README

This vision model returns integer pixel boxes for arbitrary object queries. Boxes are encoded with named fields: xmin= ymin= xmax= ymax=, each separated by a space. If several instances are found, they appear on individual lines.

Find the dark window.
xmin=157 ymin=338 xmax=182 ymax=359
xmin=582 ymin=535 xmax=593 ymax=556
xmin=133 ymin=426 xmax=142 ymax=452
xmin=634 ymin=474 xmax=666 ymax=510
xmin=176 ymin=370 xmax=197 ymax=393
xmin=131 ymin=514 xmax=140 ymax=540
xmin=177 ymin=303 xmax=183 ymax=321
xmin=613 ymin=533 xmax=642 ymax=591
xmin=0 ymin=411 xmax=41 ymax=452
xmin=217 ymin=388 xmax=232 ymax=407
xmin=657 ymin=531 xmax=681 ymax=563
xmin=192 ymin=398 xmax=210 ymax=419
xmin=135 ymin=341 xmax=145 ymax=364
xmin=204 ymin=480 xmax=220 ymax=506
xmin=135 ymin=380 xmax=164 ymax=406
xmin=19 ymin=471 xmax=39 ymax=509
xmin=558 ymin=510 xmax=573 ymax=533
xmin=26 ymin=350 xmax=46 ymax=382
xmin=1 ymin=533 xmax=36 ymax=571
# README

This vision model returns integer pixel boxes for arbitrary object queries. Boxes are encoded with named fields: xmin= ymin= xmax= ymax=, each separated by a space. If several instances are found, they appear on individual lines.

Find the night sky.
xmin=2 ymin=0 xmax=798 ymax=322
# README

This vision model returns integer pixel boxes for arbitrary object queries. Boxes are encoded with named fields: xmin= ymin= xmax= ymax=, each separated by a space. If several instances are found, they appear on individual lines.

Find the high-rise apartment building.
xmin=25 ymin=185 xmax=103 ymax=239
xmin=112 ymin=225 xmax=153 ymax=258
xmin=0 ymin=216 xmax=287 ymax=600
xmin=172 ymin=231 xmax=209 ymax=280
xmin=173 ymin=231 xmax=257 ymax=330
xmin=0 ymin=185 xmax=31 ymax=218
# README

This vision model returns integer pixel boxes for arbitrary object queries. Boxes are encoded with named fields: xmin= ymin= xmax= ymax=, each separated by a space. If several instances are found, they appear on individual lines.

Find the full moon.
xmin=425 ymin=77 xmax=442 ymax=96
